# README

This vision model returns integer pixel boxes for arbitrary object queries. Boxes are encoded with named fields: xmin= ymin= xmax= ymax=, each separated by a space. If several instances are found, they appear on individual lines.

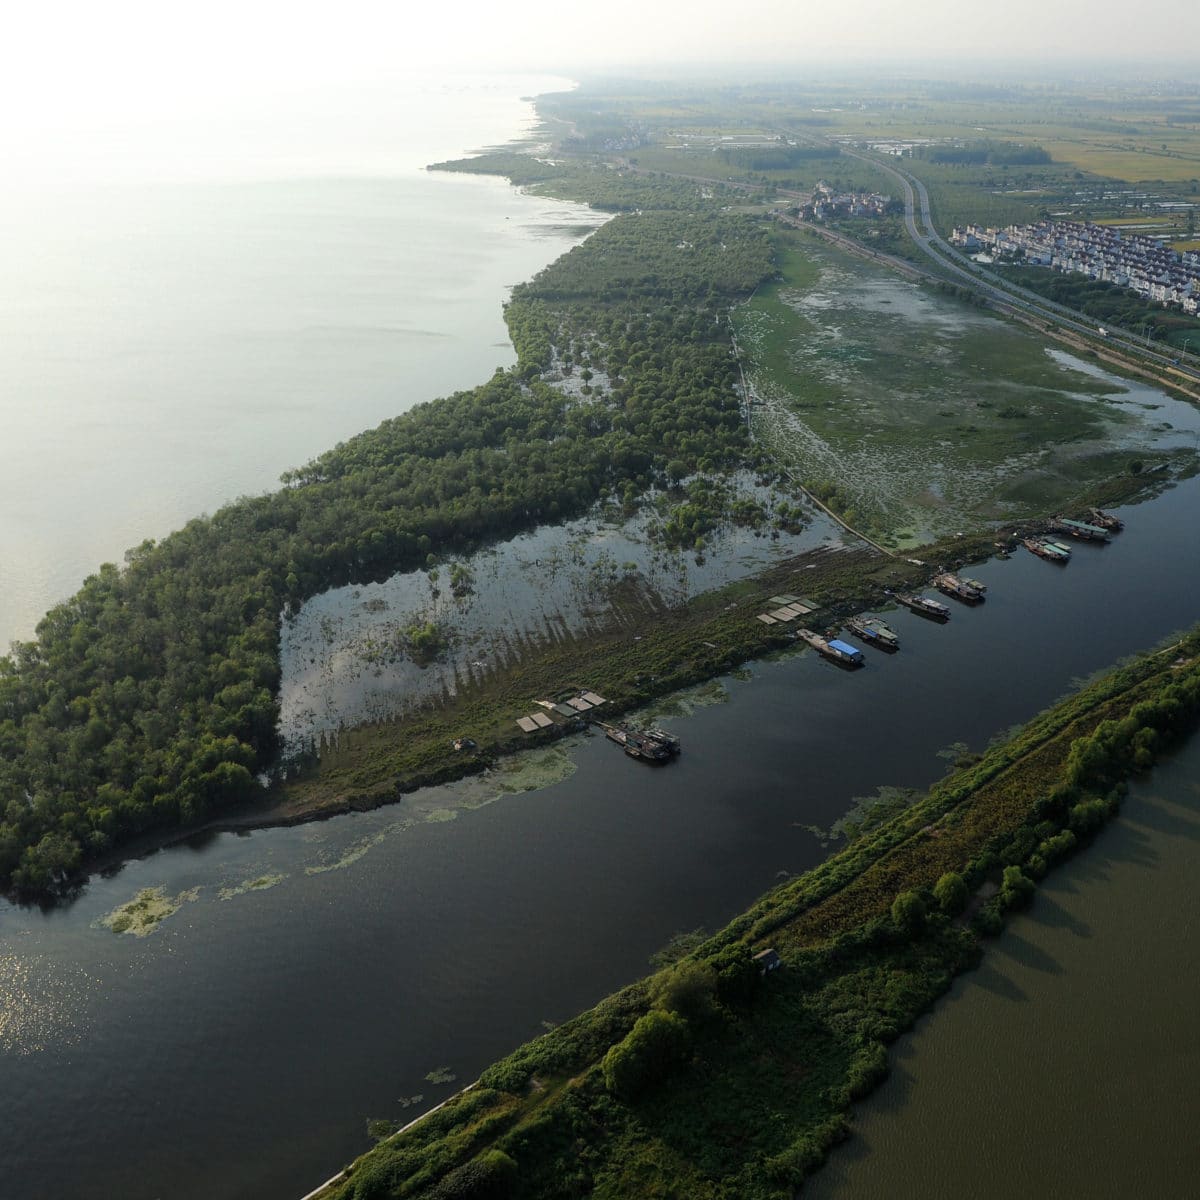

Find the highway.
xmin=617 ymin=147 xmax=1200 ymax=390
xmin=841 ymin=148 xmax=1200 ymax=384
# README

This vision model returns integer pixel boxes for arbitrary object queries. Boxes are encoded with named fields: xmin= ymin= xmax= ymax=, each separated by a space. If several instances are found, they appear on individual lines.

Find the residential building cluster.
xmin=803 ymin=181 xmax=894 ymax=221
xmin=951 ymin=219 xmax=1200 ymax=315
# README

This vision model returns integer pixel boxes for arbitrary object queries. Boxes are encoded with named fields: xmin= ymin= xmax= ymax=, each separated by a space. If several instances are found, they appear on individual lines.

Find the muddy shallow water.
xmin=279 ymin=479 xmax=839 ymax=748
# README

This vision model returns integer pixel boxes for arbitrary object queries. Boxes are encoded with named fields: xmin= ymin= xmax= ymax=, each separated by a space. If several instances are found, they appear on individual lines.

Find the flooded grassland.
xmin=272 ymin=242 xmax=1200 ymax=817
xmin=737 ymin=235 xmax=1196 ymax=545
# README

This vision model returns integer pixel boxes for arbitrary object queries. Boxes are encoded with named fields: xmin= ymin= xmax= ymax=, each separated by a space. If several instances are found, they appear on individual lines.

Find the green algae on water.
xmin=101 ymin=886 xmax=201 ymax=937
xmin=217 ymin=873 xmax=287 ymax=901
xmin=304 ymin=825 xmax=399 ymax=876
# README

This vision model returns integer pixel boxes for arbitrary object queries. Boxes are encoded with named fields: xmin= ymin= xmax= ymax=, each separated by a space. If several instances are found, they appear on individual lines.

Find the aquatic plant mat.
xmin=310 ymin=629 xmax=1200 ymax=1200
xmin=736 ymin=234 xmax=1194 ymax=547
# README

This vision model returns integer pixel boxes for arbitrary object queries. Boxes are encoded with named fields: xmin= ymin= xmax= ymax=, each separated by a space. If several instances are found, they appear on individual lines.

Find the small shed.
xmin=753 ymin=948 xmax=783 ymax=975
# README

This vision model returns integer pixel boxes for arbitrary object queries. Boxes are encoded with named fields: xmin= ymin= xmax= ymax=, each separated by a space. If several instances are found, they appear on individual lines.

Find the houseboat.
xmin=933 ymin=572 xmax=986 ymax=604
xmin=1023 ymin=536 xmax=1070 ymax=562
xmin=894 ymin=593 xmax=952 ymax=620
xmin=1050 ymin=516 xmax=1110 ymax=543
xmin=598 ymin=723 xmax=674 ymax=763
xmin=844 ymin=615 xmax=900 ymax=651
xmin=797 ymin=628 xmax=865 ymax=667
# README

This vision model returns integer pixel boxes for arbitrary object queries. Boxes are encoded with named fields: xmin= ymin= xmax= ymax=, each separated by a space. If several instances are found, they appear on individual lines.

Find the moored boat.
xmin=1023 ymin=536 xmax=1070 ymax=562
xmin=643 ymin=727 xmax=681 ymax=756
xmin=797 ymin=627 xmax=865 ymax=667
xmin=845 ymin=614 xmax=900 ymax=651
xmin=933 ymin=572 xmax=985 ymax=604
xmin=894 ymin=592 xmax=952 ymax=620
xmin=1050 ymin=516 xmax=1110 ymax=542
xmin=1088 ymin=508 xmax=1124 ymax=532
xmin=598 ymin=722 xmax=674 ymax=762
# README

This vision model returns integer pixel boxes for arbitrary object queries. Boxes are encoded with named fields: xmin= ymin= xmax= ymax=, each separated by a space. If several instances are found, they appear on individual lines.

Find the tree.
xmin=890 ymin=890 xmax=927 ymax=935
xmin=933 ymin=871 xmax=969 ymax=916
xmin=999 ymin=865 xmax=1036 ymax=910
xmin=651 ymin=960 xmax=718 ymax=1023
xmin=602 ymin=1009 xmax=690 ymax=1100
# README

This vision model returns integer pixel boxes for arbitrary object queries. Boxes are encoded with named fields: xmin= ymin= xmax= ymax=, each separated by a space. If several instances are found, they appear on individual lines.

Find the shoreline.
xmin=301 ymin=624 xmax=1200 ymax=1199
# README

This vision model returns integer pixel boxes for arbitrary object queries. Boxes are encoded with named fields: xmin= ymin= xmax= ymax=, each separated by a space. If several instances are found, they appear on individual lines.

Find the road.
xmin=615 ymin=150 xmax=1200 ymax=394
xmin=839 ymin=148 xmax=1200 ymax=385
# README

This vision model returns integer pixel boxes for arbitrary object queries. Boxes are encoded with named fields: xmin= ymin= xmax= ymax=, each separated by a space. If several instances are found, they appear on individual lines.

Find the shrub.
xmin=428 ymin=1150 xmax=518 ymax=1200
xmin=602 ymin=1010 xmax=690 ymax=1101
xmin=999 ymin=865 xmax=1036 ymax=911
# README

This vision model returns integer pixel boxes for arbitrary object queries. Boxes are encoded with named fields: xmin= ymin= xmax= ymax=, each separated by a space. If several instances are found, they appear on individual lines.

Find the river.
xmin=806 ymin=732 xmax=1200 ymax=1200
xmin=2 ymin=435 xmax=1199 ymax=1198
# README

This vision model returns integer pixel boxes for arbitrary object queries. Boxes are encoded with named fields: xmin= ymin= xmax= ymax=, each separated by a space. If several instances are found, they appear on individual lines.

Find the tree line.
xmin=0 ymin=177 xmax=775 ymax=897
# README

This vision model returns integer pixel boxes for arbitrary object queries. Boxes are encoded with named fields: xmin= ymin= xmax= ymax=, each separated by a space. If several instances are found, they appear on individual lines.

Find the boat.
xmin=844 ymin=615 xmax=900 ymax=651
xmin=797 ymin=628 xmax=865 ymax=667
xmin=933 ymin=572 xmax=985 ymax=604
xmin=598 ymin=722 xmax=674 ymax=763
xmin=1049 ymin=516 xmax=1110 ymax=543
xmin=1088 ymin=508 xmax=1125 ymax=532
xmin=642 ymin=727 xmax=681 ymax=756
xmin=894 ymin=592 xmax=951 ymax=620
xmin=1023 ymin=536 xmax=1070 ymax=562
xmin=959 ymin=575 xmax=987 ymax=594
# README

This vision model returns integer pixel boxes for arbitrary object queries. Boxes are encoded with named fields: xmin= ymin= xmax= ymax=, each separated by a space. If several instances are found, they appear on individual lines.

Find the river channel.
xmin=806 ymin=733 xmax=1200 ymax=1200
xmin=2 ymin=409 xmax=1199 ymax=1197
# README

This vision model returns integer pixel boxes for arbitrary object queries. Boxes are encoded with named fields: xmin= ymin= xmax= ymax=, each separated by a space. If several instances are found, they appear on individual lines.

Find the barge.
xmin=797 ymin=628 xmax=865 ymax=667
xmin=844 ymin=615 xmax=900 ymax=651
xmin=1023 ymin=537 xmax=1071 ymax=562
xmin=894 ymin=593 xmax=952 ymax=620
xmin=933 ymin=572 xmax=986 ymax=604
xmin=597 ymin=723 xmax=675 ymax=763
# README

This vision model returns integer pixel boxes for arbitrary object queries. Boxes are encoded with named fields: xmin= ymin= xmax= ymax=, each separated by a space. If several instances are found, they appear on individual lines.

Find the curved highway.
xmin=844 ymin=148 xmax=1200 ymax=384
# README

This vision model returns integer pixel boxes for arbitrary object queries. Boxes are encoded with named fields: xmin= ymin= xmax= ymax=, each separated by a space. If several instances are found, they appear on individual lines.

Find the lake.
xmin=0 ymin=73 xmax=604 ymax=647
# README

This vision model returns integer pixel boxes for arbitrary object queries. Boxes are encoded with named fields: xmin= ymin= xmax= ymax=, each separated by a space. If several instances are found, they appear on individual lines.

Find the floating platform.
xmin=597 ymin=722 xmax=678 ymax=763
xmin=1088 ymin=508 xmax=1124 ymax=532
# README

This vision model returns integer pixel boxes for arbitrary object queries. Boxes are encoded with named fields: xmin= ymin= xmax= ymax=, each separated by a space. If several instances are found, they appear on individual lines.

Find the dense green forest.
xmin=314 ymin=631 xmax=1200 ymax=1200
xmin=0 ymin=176 xmax=774 ymax=897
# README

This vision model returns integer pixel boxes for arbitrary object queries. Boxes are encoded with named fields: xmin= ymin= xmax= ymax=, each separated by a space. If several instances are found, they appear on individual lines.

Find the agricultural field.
xmin=549 ymin=77 xmax=1200 ymax=241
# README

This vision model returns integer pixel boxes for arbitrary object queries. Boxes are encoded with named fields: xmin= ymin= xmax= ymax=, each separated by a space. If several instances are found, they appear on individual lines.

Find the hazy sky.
xmin=2 ymin=0 xmax=1197 ymax=156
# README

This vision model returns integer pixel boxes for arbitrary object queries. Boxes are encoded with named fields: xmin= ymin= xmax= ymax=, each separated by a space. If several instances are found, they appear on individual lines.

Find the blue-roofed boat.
xmin=797 ymin=628 xmax=865 ymax=667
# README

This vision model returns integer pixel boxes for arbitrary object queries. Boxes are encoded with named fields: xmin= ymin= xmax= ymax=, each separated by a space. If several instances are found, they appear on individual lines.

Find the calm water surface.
xmin=807 ymin=736 xmax=1200 ymax=1200
xmin=2 ymin=462 xmax=1200 ymax=1200
xmin=0 ymin=74 xmax=603 ymax=646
